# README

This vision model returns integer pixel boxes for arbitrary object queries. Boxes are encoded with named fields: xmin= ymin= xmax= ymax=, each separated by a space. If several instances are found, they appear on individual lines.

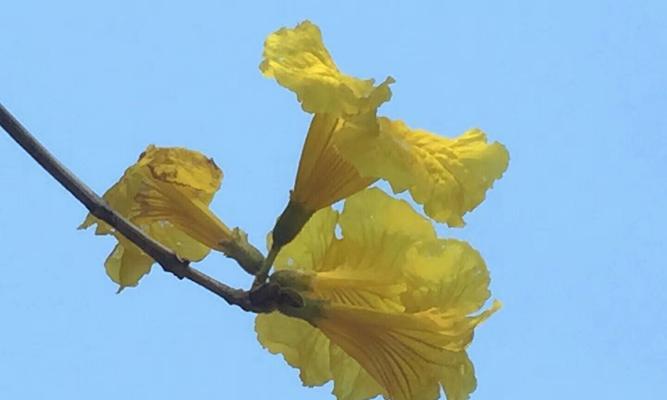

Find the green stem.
xmin=252 ymin=245 xmax=280 ymax=289
xmin=272 ymin=199 xmax=314 ymax=248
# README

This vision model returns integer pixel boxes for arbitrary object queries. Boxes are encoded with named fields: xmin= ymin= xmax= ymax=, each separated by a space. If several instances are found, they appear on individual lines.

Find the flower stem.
xmin=252 ymin=245 xmax=280 ymax=289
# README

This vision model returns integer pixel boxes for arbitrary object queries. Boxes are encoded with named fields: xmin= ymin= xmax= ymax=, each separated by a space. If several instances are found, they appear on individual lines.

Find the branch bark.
xmin=0 ymin=102 xmax=264 ymax=312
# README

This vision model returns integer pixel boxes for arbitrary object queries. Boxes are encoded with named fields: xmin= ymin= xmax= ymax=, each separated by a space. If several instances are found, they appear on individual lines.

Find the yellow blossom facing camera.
xmin=262 ymin=21 xmax=509 ymax=249
xmin=80 ymin=145 xmax=230 ymax=289
xmin=256 ymin=189 xmax=499 ymax=400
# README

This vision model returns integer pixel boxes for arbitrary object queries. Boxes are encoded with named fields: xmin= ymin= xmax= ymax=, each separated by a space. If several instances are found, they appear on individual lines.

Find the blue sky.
xmin=1 ymin=1 xmax=665 ymax=399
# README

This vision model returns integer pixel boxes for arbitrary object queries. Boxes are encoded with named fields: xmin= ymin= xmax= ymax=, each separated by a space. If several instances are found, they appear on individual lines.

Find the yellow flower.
xmin=80 ymin=145 xmax=229 ymax=289
xmin=262 ymin=21 xmax=509 ymax=248
xmin=260 ymin=21 xmax=394 ymax=116
xmin=256 ymin=189 xmax=499 ymax=400
xmin=337 ymin=119 xmax=510 ymax=227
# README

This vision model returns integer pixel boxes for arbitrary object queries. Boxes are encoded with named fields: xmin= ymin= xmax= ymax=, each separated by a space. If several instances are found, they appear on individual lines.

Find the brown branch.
xmin=0 ymin=102 xmax=268 ymax=312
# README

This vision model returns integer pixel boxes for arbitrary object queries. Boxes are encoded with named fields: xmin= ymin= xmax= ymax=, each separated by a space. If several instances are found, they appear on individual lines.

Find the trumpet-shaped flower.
xmin=256 ymin=189 xmax=499 ymax=400
xmin=262 ymin=21 xmax=509 ymax=248
xmin=80 ymin=145 xmax=230 ymax=289
xmin=337 ymin=118 xmax=510 ymax=227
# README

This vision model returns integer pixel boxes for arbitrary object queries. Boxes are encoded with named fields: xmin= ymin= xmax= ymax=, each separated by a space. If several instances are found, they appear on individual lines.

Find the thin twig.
xmin=0 ymin=102 xmax=262 ymax=311
xmin=252 ymin=246 xmax=279 ymax=289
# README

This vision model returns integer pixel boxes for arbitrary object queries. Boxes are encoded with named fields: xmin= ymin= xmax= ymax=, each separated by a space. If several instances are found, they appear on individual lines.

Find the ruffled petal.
xmin=340 ymin=188 xmax=436 ymax=246
xmin=139 ymin=145 xmax=222 ymax=201
xmin=402 ymin=239 xmax=492 ymax=315
xmin=338 ymin=118 xmax=509 ymax=226
xmin=326 ymin=189 xmax=436 ymax=286
xmin=80 ymin=145 xmax=223 ymax=232
xmin=255 ymin=312 xmax=332 ymax=387
xmin=260 ymin=20 xmax=393 ymax=116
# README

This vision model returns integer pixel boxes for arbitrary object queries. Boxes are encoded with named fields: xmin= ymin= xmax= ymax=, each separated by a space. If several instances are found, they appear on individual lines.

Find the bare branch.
xmin=0 ymin=102 xmax=265 ymax=312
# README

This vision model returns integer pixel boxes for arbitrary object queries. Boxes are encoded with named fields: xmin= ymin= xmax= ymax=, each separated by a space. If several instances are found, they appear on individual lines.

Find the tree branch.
xmin=0 ymin=102 xmax=266 ymax=312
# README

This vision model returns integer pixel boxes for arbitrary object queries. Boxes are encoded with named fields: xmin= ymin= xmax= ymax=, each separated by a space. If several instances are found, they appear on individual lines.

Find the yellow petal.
xmin=103 ymin=221 xmax=211 ymax=290
xmin=292 ymin=114 xmax=376 ymax=211
xmin=311 ymin=299 xmax=500 ymax=400
xmin=266 ymin=295 xmax=498 ymax=400
xmin=440 ymin=351 xmax=477 ymax=400
xmin=315 ymin=305 xmax=475 ymax=400
xmin=316 ymin=189 xmax=436 ymax=292
xmin=275 ymin=189 xmax=441 ymax=312
xmin=338 ymin=118 xmax=510 ymax=226
xmin=104 ymin=239 xmax=153 ymax=288
xmin=78 ymin=162 xmax=146 ymax=234
xmin=139 ymin=145 xmax=222 ymax=201
xmin=81 ymin=145 xmax=223 ymax=228
xmin=274 ymin=206 xmax=339 ymax=273
xmin=255 ymin=302 xmax=386 ymax=400
xmin=310 ymin=269 xmax=406 ymax=312
xmin=329 ymin=344 xmax=384 ymax=400
xmin=146 ymin=221 xmax=211 ymax=262
xmin=135 ymin=179 xmax=233 ymax=251
xmin=255 ymin=312 xmax=332 ymax=387
xmin=339 ymin=188 xmax=436 ymax=247
xmin=272 ymin=256 xmax=407 ymax=316
xmin=261 ymin=21 xmax=393 ymax=116
xmin=402 ymin=239 xmax=491 ymax=315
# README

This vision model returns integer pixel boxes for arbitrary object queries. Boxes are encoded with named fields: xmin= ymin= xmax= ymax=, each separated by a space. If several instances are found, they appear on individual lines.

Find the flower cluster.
xmin=265 ymin=21 xmax=508 ymax=250
xmin=259 ymin=189 xmax=499 ymax=400
xmin=82 ymin=20 xmax=509 ymax=400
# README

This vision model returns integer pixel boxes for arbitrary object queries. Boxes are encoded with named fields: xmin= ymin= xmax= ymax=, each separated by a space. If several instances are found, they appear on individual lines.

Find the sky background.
xmin=1 ymin=1 xmax=666 ymax=399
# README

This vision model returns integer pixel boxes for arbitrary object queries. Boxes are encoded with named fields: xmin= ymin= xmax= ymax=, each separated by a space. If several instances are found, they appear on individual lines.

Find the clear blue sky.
xmin=1 ymin=1 xmax=665 ymax=399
